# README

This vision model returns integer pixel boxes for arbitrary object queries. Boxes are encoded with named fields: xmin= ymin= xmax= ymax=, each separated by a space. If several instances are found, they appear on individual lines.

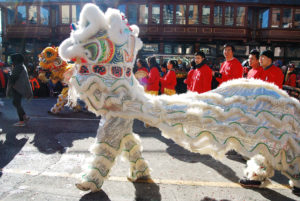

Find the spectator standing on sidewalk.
xmin=0 ymin=65 xmax=5 ymax=96
xmin=134 ymin=58 xmax=149 ymax=89
xmin=247 ymin=49 xmax=265 ymax=80
xmin=184 ymin=60 xmax=195 ymax=91
xmin=146 ymin=56 xmax=160 ymax=95
xmin=5 ymin=53 xmax=33 ymax=126
xmin=188 ymin=51 xmax=212 ymax=94
xmin=159 ymin=62 xmax=167 ymax=94
xmin=259 ymin=50 xmax=284 ymax=89
xmin=160 ymin=60 xmax=177 ymax=95
xmin=213 ymin=44 xmax=243 ymax=86
xmin=284 ymin=63 xmax=297 ymax=87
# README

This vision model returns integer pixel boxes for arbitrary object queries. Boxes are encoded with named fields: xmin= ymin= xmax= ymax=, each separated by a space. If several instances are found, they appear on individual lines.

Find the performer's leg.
xmin=76 ymin=117 xmax=133 ymax=192
xmin=50 ymin=93 xmax=67 ymax=114
xmin=240 ymin=154 xmax=274 ymax=187
xmin=121 ymin=133 xmax=151 ymax=182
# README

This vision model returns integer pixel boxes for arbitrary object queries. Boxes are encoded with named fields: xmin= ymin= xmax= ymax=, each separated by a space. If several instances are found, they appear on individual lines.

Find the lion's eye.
xmin=84 ymin=49 xmax=92 ymax=58
xmin=84 ymin=42 xmax=98 ymax=61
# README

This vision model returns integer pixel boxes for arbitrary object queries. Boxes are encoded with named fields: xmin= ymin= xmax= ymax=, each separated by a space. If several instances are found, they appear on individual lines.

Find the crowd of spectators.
xmin=1 ymin=44 xmax=300 ymax=100
xmin=134 ymin=44 xmax=300 ymax=101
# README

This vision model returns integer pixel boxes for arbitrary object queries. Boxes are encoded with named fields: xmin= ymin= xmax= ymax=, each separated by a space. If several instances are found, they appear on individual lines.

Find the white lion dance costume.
xmin=59 ymin=4 xmax=300 ymax=195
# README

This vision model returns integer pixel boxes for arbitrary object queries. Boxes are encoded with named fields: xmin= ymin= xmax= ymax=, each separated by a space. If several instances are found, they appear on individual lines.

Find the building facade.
xmin=0 ymin=0 xmax=300 ymax=67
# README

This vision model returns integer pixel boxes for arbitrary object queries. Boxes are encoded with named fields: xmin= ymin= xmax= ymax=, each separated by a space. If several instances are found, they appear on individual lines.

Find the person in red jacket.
xmin=134 ymin=58 xmax=149 ymax=89
xmin=284 ymin=63 xmax=297 ymax=87
xmin=259 ymin=50 xmax=284 ymax=89
xmin=247 ymin=49 xmax=265 ymax=80
xmin=0 ymin=67 xmax=5 ymax=95
xmin=184 ymin=60 xmax=195 ymax=91
xmin=160 ymin=60 xmax=177 ymax=95
xmin=214 ymin=44 xmax=243 ymax=86
xmin=189 ymin=51 xmax=212 ymax=94
xmin=146 ymin=56 xmax=160 ymax=95
xmin=160 ymin=62 xmax=167 ymax=94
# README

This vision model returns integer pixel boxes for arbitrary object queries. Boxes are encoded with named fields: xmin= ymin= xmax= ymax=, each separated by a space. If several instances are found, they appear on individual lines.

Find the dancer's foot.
xmin=75 ymin=181 xmax=101 ymax=193
xmin=239 ymin=178 xmax=261 ymax=187
xmin=13 ymin=121 xmax=25 ymax=127
xmin=292 ymin=186 xmax=300 ymax=196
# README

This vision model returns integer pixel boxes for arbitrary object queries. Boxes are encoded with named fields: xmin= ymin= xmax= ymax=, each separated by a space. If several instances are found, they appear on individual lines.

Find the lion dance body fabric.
xmin=59 ymin=3 xmax=300 ymax=193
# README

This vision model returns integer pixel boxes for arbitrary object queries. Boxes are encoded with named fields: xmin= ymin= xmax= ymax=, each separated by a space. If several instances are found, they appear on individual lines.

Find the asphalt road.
xmin=0 ymin=97 xmax=299 ymax=201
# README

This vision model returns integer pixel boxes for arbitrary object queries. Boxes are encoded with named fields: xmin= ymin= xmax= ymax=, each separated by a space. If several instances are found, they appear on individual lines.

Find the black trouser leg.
xmin=12 ymin=89 xmax=25 ymax=121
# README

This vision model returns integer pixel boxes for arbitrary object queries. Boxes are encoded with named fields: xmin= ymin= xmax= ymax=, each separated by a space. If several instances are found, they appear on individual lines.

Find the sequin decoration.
xmin=93 ymin=65 xmax=106 ymax=75
xmin=111 ymin=66 xmax=123 ymax=77
xmin=79 ymin=65 xmax=89 ymax=74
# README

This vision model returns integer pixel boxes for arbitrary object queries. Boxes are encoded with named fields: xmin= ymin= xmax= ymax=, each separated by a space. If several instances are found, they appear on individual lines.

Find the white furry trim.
xmin=244 ymin=155 xmax=274 ymax=182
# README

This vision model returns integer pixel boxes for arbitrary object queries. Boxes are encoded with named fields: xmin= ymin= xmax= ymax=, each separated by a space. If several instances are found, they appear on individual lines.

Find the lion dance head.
xmin=58 ymin=3 xmax=144 ymax=115
xmin=38 ymin=46 xmax=71 ymax=82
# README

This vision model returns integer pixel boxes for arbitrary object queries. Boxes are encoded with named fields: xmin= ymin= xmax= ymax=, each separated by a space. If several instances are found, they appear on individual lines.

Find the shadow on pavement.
xmin=0 ymin=130 xmax=28 ymax=177
xmin=79 ymin=190 xmax=111 ymax=201
xmin=166 ymin=142 xmax=241 ymax=183
xmin=0 ymin=108 xmax=99 ymax=155
xmin=133 ymin=181 xmax=161 ymax=201
xmin=201 ymin=197 xmax=230 ymax=201
xmin=243 ymin=187 xmax=296 ymax=201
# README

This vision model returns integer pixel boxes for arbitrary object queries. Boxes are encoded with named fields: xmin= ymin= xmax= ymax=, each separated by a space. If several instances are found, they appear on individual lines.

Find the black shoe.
xmin=226 ymin=150 xmax=238 ymax=155
xmin=239 ymin=178 xmax=261 ymax=187
xmin=292 ymin=186 xmax=300 ymax=196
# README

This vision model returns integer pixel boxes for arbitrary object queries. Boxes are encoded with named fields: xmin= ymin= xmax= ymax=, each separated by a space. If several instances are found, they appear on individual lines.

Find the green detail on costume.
xmin=94 ymin=153 xmax=116 ymax=162
xmin=97 ymin=133 xmax=132 ymax=150
xmin=123 ymin=143 xmax=138 ymax=152
xmin=132 ymin=167 xmax=149 ymax=178
xmin=88 ymin=165 xmax=110 ymax=177
xmin=170 ymin=122 xmax=300 ymax=163
xmin=130 ymin=157 xmax=145 ymax=164
xmin=98 ymin=40 xmax=107 ymax=62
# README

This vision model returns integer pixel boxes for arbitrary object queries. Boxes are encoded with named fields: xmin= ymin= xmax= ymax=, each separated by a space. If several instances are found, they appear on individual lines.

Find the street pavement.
xmin=0 ymin=97 xmax=299 ymax=201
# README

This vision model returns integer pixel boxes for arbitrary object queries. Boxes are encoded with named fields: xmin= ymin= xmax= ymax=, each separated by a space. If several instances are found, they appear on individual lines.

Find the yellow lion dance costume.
xmin=39 ymin=46 xmax=81 ymax=114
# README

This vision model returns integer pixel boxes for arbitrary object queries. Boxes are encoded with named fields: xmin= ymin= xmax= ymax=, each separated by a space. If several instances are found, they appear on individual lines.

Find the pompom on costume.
xmin=59 ymin=3 xmax=300 ymax=194
xmin=38 ymin=46 xmax=81 ymax=113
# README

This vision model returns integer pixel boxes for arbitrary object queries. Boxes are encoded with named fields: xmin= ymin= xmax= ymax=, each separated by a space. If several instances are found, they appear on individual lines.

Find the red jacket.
xmin=184 ymin=69 xmax=195 ymax=91
xmin=216 ymin=58 xmax=243 ymax=85
xmin=264 ymin=65 xmax=284 ymax=89
xmin=146 ymin=67 xmax=160 ymax=91
xmin=0 ymin=69 xmax=5 ymax=89
xmin=160 ymin=69 xmax=177 ymax=92
xmin=247 ymin=66 xmax=266 ymax=80
xmin=285 ymin=72 xmax=297 ymax=87
xmin=190 ymin=64 xmax=212 ymax=94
